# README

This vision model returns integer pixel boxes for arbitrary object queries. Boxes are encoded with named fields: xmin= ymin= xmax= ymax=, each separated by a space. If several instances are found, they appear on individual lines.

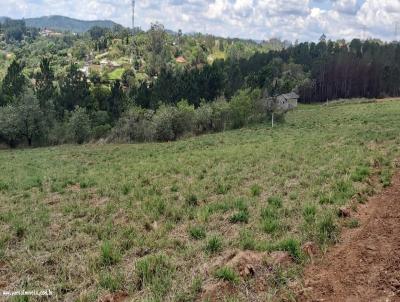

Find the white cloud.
xmin=2 ymin=0 xmax=400 ymax=42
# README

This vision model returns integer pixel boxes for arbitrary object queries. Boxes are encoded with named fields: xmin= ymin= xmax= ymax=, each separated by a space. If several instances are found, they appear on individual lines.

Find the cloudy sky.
xmin=1 ymin=0 xmax=400 ymax=41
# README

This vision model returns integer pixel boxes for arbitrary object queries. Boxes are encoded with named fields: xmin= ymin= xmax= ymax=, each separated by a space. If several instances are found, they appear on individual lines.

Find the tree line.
xmin=1 ymin=33 xmax=400 ymax=148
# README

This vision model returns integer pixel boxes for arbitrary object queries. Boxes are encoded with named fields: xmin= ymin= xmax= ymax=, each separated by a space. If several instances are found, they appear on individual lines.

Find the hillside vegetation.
xmin=0 ymin=100 xmax=399 ymax=301
xmin=24 ymin=15 xmax=120 ymax=33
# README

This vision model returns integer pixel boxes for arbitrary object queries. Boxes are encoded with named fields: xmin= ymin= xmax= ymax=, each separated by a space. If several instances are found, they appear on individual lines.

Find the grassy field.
xmin=1 ymin=100 xmax=400 ymax=301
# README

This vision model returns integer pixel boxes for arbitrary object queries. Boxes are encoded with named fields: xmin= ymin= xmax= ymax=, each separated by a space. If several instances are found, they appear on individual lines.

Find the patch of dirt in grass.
xmin=199 ymin=250 xmax=293 ymax=301
xmin=298 ymin=171 xmax=400 ymax=302
xmin=97 ymin=292 xmax=129 ymax=302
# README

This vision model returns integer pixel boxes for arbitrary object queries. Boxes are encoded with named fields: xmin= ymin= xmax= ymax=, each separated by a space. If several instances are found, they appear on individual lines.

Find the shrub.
xmin=174 ymin=100 xmax=195 ymax=137
xmin=210 ymin=98 xmax=231 ymax=131
xmin=194 ymin=101 xmax=213 ymax=134
xmin=153 ymin=105 xmax=177 ymax=141
xmin=229 ymin=89 xmax=253 ymax=128
xmin=214 ymin=267 xmax=239 ymax=283
xmin=67 ymin=106 xmax=91 ymax=144
xmin=109 ymin=107 xmax=155 ymax=142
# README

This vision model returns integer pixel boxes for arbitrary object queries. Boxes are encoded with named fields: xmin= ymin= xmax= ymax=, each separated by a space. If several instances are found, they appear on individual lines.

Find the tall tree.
xmin=58 ymin=63 xmax=91 ymax=114
xmin=34 ymin=57 xmax=56 ymax=110
xmin=1 ymin=60 xmax=26 ymax=104
xmin=108 ymin=80 xmax=125 ymax=122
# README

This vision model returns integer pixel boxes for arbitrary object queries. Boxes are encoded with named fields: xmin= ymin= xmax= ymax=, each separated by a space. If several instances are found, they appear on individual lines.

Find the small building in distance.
xmin=276 ymin=92 xmax=299 ymax=110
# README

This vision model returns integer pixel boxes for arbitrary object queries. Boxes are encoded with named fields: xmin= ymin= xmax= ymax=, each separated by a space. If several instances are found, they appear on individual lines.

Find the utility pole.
xmin=132 ymin=0 xmax=136 ymax=34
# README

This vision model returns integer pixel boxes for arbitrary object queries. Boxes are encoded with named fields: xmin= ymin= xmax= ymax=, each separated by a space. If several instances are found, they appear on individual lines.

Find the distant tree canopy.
xmin=1 ymin=19 xmax=400 ymax=148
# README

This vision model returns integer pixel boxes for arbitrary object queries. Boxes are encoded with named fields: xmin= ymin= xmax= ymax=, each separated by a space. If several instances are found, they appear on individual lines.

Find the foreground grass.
xmin=0 ymin=100 xmax=399 ymax=301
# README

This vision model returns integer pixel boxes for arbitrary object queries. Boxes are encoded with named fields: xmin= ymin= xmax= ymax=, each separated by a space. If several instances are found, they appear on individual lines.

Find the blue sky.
xmin=2 ymin=0 xmax=400 ymax=41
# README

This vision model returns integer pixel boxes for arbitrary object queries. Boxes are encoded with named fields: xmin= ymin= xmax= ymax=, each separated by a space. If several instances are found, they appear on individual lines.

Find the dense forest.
xmin=0 ymin=18 xmax=399 ymax=148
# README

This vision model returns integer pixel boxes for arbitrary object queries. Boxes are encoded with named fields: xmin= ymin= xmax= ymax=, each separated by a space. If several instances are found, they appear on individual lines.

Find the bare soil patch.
xmin=299 ymin=171 xmax=400 ymax=302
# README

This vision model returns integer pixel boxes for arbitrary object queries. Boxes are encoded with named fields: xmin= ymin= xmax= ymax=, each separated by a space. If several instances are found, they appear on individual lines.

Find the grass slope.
xmin=0 ymin=100 xmax=399 ymax=301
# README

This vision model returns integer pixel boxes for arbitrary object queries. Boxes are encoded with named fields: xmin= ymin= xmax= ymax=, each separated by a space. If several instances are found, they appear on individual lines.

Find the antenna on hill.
xmin=395 ymin=22 xmax=399 ymax=42
xmin=132 ymin=0 xmax=136 ymax=34
xmin=362 ymin=25 xmax=366 ymax=41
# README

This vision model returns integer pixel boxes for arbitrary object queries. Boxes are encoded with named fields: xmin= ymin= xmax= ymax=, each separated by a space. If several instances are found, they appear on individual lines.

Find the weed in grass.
xmin=205 ymin=236 xmax=223 ymax=254
xmin=347 ymin=218 xmax=360 ymax=228
xmin=214 ymin=267 xmax=239 ymax=283
xmin=380 ymin=169 xmax=392 ymax=188
xmin=267 ymin=196 xmax=283 ymax=208
xmin=121 ymin=183 xmax=131 ymax=195
xmin=351 ymin=166 xmax=370 ymax=182
xmin=135 ymin=254 xmax=173 ymax=299
xmin=262 ymin=218 xmax=280 ymax=234
xmin=233 ymin=198 xmax=248 ymax=211
xmin=229 ymin=209 xmax=249 ymax=224
xmin=239 ymin=230 xmax=256 ymax=250
xmin=333 ymin=180 xmax=355 ymax=204
xmin=188 ymin=226 xmax=206 ymax=240
xmin=13 ymin=220 xmax=27 ymax=238
xmin=318 ymin=214 xmax=338 ymax=244
xmin=99 ymin=271 xmax=124 ymax=292
xmin=303 ymin=204 xmax=317 ymax=224
xmin=100 ymin=241 xmax=121 ymax=266
xmin=216 ymin=183 xmax=231 ymax=195
xmin=0 ymin=181 xmax=9 ymax=191
xmin=186 ymin=194 xmax=199 ymax=207
xmin=276 ymin=238 xmax=303 ymax=263
xmin=171 ymin=184 xmax=179 ymax=192
xmin=250 ymin=184 xmax=262 ymax=197
xmin=319 ymin=194 xmax=334 ymax=205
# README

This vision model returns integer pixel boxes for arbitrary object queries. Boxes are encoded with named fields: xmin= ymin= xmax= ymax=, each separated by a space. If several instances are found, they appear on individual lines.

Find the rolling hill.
xmin=24 ymin=15 xmax=122 ymax=33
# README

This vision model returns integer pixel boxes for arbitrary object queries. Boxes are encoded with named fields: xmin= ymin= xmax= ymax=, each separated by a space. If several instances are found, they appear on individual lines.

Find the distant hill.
xmin=23 ymin=15 xmax=122 ymax=33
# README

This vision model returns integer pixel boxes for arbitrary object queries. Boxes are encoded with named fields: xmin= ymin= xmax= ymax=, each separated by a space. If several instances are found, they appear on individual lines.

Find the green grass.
xmin=0 ymin=100 xmax=399 ymax=301
xmin=107 ymin=67 xmax=125 ymax=80
xmin=214 ymin=266 xmax=239 ymax=283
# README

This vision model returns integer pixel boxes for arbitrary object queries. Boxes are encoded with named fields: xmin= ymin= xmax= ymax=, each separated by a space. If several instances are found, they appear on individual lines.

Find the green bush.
xmin=153 ymin=105 xmax=178 ymax=141
xmin=109 ymin=107 xmax=155 ymax=142
xmin=67 ymin=106 xmax=91 ymax=144
xmin=194 ymin=101 xmax=213 ymax=134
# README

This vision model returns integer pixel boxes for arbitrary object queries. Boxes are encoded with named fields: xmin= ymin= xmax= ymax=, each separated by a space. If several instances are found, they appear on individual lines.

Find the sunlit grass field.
xmin=1 ymin=100 xmax=400 ymax=301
